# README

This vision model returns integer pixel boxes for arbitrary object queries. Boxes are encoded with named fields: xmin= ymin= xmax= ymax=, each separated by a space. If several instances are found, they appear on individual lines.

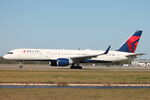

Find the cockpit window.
xmin=7 ymin=52 xmax=13 ymax=54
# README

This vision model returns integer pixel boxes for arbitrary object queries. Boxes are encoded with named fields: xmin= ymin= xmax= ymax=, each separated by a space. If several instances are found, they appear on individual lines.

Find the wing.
xmin=70 ymin=45 xmax=111 ymax=61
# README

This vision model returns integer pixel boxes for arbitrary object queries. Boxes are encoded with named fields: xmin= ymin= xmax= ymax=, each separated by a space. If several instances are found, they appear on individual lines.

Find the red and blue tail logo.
xmin=117 ymin=30 xmax=143 ymax=53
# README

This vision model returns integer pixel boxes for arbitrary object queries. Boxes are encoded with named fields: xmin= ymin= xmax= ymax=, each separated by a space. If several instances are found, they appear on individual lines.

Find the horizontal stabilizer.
xmin=126 ymin=53 xmax=145 ymax=59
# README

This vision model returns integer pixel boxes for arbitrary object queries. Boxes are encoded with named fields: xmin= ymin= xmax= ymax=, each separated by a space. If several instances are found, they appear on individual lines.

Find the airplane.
xmin=3 ymin=30 xmax=144 ymax=69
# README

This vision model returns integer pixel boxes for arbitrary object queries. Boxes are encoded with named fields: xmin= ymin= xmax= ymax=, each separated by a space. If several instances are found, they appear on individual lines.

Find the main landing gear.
xmin=70 ymin=63 xmax=82 ymax=69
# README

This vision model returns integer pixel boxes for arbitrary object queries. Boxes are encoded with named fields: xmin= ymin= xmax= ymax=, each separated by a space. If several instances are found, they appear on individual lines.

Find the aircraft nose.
xmin=3 ymin=55 xmax=8 ymax=59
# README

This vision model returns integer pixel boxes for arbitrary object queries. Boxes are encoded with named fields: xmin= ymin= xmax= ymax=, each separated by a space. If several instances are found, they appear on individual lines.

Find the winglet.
xmin=104 ymin=45 xmax=111 ymax=54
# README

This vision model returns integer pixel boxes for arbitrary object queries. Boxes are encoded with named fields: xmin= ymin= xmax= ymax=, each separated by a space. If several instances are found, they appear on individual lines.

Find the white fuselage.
xmin=3 ymin=48 xmax=130 ymax=62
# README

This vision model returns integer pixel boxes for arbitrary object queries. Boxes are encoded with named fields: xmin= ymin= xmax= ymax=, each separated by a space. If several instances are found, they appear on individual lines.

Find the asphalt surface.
xmin=0 ymin=64 xmax=150 ymax=71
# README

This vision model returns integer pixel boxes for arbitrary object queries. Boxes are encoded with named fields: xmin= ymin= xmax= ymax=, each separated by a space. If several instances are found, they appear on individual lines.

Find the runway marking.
xmin=1 ymin=86 xmax=150 ymax=89
xmin=0 ymin=83 xmax=150 ymax=87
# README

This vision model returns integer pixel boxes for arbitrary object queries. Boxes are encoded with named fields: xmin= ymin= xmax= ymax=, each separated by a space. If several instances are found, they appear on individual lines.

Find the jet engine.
xmin=50 ymin=58 xmax=73 ymax=66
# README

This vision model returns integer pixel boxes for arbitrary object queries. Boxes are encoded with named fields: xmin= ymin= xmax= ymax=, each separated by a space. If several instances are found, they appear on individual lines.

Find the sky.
xmin=0 ymin=0 xmax=150 ymax=58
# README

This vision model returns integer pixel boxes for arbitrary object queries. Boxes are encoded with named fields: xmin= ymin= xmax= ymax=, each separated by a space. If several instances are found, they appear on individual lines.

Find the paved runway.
xmin=0 ymin=64 xmax=149 ymax=71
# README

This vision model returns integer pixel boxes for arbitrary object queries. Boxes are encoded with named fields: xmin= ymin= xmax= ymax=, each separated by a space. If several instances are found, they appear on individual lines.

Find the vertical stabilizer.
xmin=117 ymin=30 xmax=143 ymax=53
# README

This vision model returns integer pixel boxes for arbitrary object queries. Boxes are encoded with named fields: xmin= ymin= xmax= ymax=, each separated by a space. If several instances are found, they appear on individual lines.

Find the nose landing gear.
xmin=19 ymin=61 xmax=23 ymax=68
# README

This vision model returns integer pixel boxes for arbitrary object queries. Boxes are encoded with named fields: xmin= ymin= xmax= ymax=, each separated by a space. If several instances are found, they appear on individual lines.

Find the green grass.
xmin=0 ymin=70 xmax=150 ymax=84
xmin=0 ymin=88 xmax=150 ymax=100
xmin=0 ymin=69 xmax=150 ymax=100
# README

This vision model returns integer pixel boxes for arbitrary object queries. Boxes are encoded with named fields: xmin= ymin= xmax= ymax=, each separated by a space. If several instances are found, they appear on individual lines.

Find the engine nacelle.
xmin=57 ymin=58 xmax=73 ymax=66
xmin=50 ymin=58 xmax=73 ymax=66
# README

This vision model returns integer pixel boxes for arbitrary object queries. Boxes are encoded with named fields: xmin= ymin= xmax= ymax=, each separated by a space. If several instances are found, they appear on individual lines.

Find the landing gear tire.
xmin=70 ymin=66 xmax=82 ymax=69
xmin=70 ymin=66 xmax=74 ymax=69
xmin=19 ymin=65 xmax=23 ymax=68
xmin=78 ymin=66 xmax=82 ymax=69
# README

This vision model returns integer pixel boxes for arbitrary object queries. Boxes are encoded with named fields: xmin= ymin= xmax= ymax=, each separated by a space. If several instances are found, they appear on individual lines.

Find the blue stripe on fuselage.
xmin=82 ymin=59 xmax=112 ymax=63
